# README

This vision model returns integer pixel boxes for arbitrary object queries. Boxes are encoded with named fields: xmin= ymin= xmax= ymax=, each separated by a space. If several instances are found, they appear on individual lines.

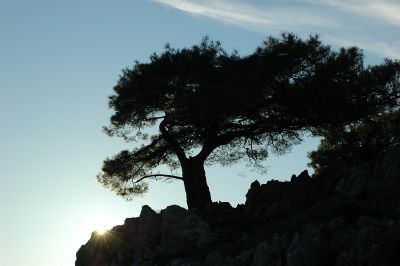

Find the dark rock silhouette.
xmin=76 ymin=147 xmax=400 ymax=266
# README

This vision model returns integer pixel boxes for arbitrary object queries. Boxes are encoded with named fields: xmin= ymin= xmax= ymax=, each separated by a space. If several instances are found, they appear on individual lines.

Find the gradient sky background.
xmin=1 ymin=0 xmax=399 ymax=265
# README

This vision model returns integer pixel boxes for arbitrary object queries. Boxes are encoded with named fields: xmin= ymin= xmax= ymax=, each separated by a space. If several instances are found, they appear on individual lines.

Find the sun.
xmin=80 ymin=213 xmax=118 ymax=239
xmin=68 ymin=212 xmax=121 ymax=261
xmin=95 ymin=225 xmax=109 ymax=235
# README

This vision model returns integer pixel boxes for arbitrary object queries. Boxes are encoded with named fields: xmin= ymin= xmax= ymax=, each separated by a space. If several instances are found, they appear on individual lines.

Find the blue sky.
xmin=1 ymin=0 xmax=398 ymax=265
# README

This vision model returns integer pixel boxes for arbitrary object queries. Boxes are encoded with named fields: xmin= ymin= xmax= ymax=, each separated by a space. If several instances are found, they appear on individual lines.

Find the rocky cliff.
xmin=76 ymin=147 xmax=400 ymax=266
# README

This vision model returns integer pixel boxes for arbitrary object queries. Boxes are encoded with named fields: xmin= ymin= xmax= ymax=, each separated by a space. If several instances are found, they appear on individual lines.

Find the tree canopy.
xmin=98 ymin=34 xmax=400 ymax=209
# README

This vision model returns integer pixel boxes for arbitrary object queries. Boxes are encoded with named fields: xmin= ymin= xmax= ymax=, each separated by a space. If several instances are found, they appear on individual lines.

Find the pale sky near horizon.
xmin=1 ymin=1 xmax=399 ymax=265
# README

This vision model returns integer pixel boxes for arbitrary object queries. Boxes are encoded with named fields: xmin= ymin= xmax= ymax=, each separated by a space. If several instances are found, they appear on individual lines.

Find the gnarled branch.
xmin=133 ymin=174 xmax=183 ymax=184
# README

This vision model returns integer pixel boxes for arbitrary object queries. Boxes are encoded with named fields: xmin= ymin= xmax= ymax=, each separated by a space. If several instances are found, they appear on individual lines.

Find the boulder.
xmin=158 ymin=205 xmax=218 ymax=258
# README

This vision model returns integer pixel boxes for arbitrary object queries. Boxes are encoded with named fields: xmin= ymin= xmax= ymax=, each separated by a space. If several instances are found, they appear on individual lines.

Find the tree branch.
xmin=133 ymin=174 xmax=183 ymax=184
xmin=144 ymin=115 xmax=166 ymax=121
xmin=159 ymin=119 xmax=188 ymax=162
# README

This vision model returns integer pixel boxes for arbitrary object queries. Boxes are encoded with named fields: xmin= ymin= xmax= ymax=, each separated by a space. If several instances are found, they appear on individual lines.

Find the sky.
xmin=1 ymin=0 xmax=399 ymax=265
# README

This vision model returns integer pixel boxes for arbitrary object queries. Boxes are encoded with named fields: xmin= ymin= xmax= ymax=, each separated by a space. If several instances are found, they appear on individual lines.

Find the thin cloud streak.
xmin=154 ymin=0 xmax=275 ymax=27
xmin=154 ymin=0 xmax=400 ymax=59
xmin=153 ymin=0 xmax=339 ymax=31
xmin=319 ymin=0 xmax=400 ymax=26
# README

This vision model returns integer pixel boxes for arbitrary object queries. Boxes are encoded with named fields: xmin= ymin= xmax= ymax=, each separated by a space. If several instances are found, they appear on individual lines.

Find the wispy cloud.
xmin=153 ymin=0 xmax=400 ymax=59
xmin=153 ymin=0 xmax=339 ymax=32
xmin=318 ymin=0 xmax=400 ymax=26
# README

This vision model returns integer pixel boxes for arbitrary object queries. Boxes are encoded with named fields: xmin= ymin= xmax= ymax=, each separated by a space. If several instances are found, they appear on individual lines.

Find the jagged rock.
xmin=199 ymin=201 xmax=241 ymax=230
xmin=235 ymin=249 xmax=254 ymax=265
xmin=335 ymin=163 xmax=370 ymax=197
xmin=357 ymin=216 xmax=378 ymax=229
xmin=75 ymin=231 xmax=127 ymax=266
xmin=328 ymin=217 xmax=346 ymax=232
xmin=167 ymin=259 xmax=203 ymax=266
xmin=334 ymin=226 xmax=382 ymax=266
xmin=131 ymin=205 xmax=161 ymax=264
xmin=290 ymin=170 xmax=310 ymax=183
xmin=335 ymin=147 xmax=400 ymax=198
xmin=286 ymin=225 xmax=323 ymax=266
xmin=205 ymin=252 xmax=225 ymax=266
xmin=76 ymin=147 xmax=400 ymax=266
xmin=244 ymin=181 xmax=261 ymax=216
xmin=329 ymin=229 xmax=354 ymax=256
xmin=252 ymin=234 xmax=289 ymax=266
xmin=158 ymin=205 xmax=219 ymax=259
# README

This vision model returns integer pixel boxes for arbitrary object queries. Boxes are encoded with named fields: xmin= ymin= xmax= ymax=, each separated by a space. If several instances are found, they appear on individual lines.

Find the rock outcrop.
xmin=76 ymin=147 xmax=400 ymax=266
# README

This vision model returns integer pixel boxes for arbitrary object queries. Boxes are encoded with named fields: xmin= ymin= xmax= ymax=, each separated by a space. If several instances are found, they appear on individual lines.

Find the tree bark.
xmin=181 ymin=158 xmax=212 ymax=210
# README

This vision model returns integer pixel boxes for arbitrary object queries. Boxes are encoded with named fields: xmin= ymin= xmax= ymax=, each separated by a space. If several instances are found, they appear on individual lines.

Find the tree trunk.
xmin=181 ymin=158 xmax=212 ymax=210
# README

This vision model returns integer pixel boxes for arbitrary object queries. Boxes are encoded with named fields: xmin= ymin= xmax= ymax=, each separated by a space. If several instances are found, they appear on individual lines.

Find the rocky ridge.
xmin=76 ymin=147 xmax=400 ymax=266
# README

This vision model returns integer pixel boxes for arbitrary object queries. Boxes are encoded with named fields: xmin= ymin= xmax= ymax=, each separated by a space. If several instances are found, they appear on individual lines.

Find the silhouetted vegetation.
xmin=309 ymin=110 xmax=400 ymax=175
xmin=98 ymin=34 xmax=400 ymax=209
